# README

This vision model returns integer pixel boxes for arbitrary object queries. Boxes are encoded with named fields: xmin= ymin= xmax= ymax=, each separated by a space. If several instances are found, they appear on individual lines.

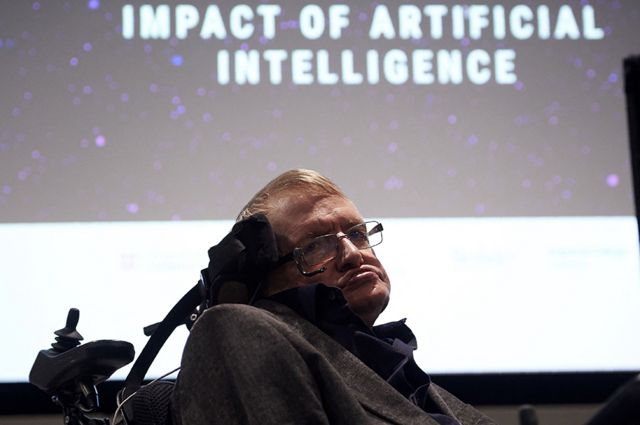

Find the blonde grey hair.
xmin=237 ymin=169 xmax=345 ymax=221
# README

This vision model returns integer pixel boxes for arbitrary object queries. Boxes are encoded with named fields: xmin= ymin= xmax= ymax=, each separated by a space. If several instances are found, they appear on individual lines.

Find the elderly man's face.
xmin=265 ymin=193 xmax=391 ymax=327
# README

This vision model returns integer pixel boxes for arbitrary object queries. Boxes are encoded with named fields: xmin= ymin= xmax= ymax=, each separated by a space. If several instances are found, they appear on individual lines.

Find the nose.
xmin=334 ymin=233 xmax=364 ymax=271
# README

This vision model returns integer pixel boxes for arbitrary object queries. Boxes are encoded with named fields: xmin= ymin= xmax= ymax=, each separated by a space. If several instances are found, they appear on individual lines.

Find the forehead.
xmin=267 ymin=193 xmax=363 ymax=247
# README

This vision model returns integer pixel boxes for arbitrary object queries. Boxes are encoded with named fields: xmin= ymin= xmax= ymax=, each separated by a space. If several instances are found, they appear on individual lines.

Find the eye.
xmin=347 ymin=228 xmax=369 ymax=247
xmin=301 ymin=236 xmax=334 ymax=265
xmin=302 ymin=240 xmax=319 ymax=256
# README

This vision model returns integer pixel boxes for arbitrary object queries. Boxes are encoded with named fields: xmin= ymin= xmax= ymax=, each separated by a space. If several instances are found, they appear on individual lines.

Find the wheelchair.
xmin=28 ymin=263 xmax=230 ymax=425
xmin=29 ymin=214 xmax=279 ymax=425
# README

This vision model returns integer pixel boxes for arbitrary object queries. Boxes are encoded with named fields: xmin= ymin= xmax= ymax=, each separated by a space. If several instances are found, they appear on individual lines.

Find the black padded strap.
xmin=122 ymin=280 xmax=205 ymax=398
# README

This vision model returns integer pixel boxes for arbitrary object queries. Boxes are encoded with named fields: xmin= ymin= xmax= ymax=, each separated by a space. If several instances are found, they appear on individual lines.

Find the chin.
xmin=345 ymin=283 xmax=390 ymax=323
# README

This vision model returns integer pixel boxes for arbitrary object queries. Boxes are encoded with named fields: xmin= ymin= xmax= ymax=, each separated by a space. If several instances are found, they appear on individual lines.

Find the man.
xmin=172 ymin=169 xmax=495 ymax=425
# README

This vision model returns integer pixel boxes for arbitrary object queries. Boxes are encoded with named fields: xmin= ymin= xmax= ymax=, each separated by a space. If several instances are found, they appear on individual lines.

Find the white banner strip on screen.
xmin=2 ymin=216 xmax=639 ymax=382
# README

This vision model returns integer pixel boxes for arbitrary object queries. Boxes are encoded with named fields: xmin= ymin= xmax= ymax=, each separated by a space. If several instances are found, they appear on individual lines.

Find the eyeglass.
xmin=278 ymin=221 xmax=383 ymax=277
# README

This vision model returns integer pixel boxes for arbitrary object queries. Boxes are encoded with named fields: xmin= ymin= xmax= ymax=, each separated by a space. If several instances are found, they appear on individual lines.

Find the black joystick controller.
xmin=50 ymin=307 xmax=84 ymax=352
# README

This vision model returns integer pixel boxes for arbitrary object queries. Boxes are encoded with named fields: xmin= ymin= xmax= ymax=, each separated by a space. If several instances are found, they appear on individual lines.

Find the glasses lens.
xmin=364 ymin=221 xmax=383 ymax=247
xmin=345 ymin=223 xmax=369 ymax=248
xmin=296 ymin=235 xmax=335 ymax=269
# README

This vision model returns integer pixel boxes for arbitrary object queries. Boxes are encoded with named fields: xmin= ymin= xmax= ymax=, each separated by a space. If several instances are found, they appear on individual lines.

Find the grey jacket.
xmin=172 ymin=301 xmax=496 ymax=425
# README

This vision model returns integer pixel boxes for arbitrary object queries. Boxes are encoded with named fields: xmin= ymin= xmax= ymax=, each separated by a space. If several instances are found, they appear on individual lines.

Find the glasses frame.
xmin=278 ymin=221 xmax=384 ymax=277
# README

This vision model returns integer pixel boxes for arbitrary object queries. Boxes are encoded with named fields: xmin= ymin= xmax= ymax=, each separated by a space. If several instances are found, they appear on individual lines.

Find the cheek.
xmin=264 ymin=264 xmax=304 ymax=296
xmin=364 ymin=252 xmax=389 ymax=278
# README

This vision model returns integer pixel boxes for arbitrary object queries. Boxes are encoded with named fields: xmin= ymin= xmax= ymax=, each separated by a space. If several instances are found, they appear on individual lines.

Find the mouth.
xmin=338 ymin=267 xmax=380 ymax=289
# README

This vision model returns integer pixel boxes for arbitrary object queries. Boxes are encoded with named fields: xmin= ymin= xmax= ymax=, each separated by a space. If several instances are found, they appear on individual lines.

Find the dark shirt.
xmin=267 ymin=283 xmax=460 ymax=425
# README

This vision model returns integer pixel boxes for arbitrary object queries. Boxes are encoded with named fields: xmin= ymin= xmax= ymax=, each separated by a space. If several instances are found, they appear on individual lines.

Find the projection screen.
xmin=1 ymin=0 xmax=639 ymax=389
